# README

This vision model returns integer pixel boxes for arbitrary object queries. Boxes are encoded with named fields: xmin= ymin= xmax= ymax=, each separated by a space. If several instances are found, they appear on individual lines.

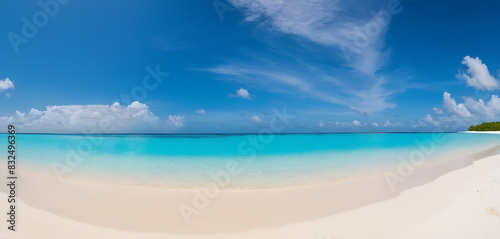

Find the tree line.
xmin=468 ymin=121 xmax=500 ymax=131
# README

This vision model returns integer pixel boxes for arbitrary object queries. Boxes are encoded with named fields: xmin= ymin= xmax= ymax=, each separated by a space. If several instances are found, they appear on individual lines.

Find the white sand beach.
xmin=462 ymin=131 xmax=500 ymax=134
xmin=1 ymin=153 xmax=499 ymax=238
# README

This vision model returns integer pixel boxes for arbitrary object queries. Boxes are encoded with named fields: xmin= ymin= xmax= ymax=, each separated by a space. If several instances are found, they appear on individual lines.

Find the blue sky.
xmin=1 ymin=0 xmax=500 ymax=133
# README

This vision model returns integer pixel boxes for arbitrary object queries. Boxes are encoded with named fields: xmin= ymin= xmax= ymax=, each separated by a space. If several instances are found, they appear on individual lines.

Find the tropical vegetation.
xmin=468 ymin=121 xmax=500 ymax=131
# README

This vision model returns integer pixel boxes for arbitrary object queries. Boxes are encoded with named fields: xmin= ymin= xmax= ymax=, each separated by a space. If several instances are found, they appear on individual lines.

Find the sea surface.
xmin=4 ymin=132 xmax=500 ymax=189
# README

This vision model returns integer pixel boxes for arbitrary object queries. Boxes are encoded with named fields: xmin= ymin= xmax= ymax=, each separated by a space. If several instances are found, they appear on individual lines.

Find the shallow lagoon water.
xmin=8 ymin=132 xmax=500 ymax=188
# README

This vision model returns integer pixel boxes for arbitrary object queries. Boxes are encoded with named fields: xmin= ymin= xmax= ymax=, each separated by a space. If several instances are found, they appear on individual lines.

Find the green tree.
xmin=468 ymin=121 xmax=500 ymax=131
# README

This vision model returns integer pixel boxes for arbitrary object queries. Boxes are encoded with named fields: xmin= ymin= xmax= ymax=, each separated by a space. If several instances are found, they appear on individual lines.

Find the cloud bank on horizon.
xmin=0 ymin=102 xmax=184 ymax=133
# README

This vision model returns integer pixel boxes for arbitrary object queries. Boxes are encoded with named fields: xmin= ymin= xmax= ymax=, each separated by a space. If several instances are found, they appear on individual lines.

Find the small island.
xmin=468 ymin=121 xmax=500 ymax=131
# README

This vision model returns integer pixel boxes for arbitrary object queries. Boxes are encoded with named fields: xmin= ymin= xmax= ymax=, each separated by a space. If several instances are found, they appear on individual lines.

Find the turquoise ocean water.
xmin=4 ymin=133 xmax=500 ymax=188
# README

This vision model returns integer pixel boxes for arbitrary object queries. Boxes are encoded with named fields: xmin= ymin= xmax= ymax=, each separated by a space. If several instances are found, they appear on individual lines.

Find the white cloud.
xmin=383 ymin=120 xmax=403 ymax=127
xmin=453 ymin=94 xmax=500 ymax=118
xmin=486 ymin=95 xmax=500 ymax=113
xmin=167 ymin=115 xmax=185 ymax=128
xmin=237 ymin=88 xmax=251 ymax=99
xmin=463 ymin=97 xmax=494 ymax=117
xmin=383 ymin=121 xmax=392 ymax=127
xmin=442 ymin=92 xmax=472 ymax=118
xmin=0 ymin=101 xmax=160 ymax=133
xmin=352 ymin=120 xmax=361 ymax=126
xmin=432 ymin=107 xmax=443 ymax=115
xmin=319 ymin=120 xmax=388 ymax=128
xmin=456 ymin=56 xmax=499 ymax=90
xmin=418 ymin=113 xmax=471 ymax=129
xmin=335 ymin=121 xmax=350 ymax=127
xmin=424 ymin=114 xmax=440 ymax=127
xmin=0 ymin=78 xmax=14 ymax=93
xmin=195 ymin=109 xmax=206 ymax=114
xmin=426 ymin=92 xmax=500 ymax=128
xmin=227 ymin=0 xmax=397 ymax=74
xmin=228 ymin=88 xmax=251 ymax=100
xmin=251 ymin=115 xmax=262 ymax=123
xmin=317 ymin=121 xmax=344 ymax=127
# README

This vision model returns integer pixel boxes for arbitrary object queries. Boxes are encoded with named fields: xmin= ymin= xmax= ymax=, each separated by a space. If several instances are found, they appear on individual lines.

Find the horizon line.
xmin=0 ymin=131 xmax=462 ymax=135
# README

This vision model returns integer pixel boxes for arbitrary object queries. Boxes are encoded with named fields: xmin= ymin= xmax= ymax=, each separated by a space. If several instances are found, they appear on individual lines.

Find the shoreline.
xmin=16 ymin=142 xmax=500 ymax=191
xmin=2 ymin=153 xmax=499 ymax=238
xmin=1 ymin=145 xmax=499 ymax=237
xmin=461 ymin=131 xmax=500 ymax=134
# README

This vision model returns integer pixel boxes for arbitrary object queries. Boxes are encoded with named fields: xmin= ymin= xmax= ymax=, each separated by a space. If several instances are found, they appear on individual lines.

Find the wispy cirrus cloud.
xmin=201 ymin=0 xmax=408 ymax=116
xmin=195 ymin=109 xmax=206 ymax=114
xmin=204 ymin=62 xmax=397 ymax=115
xmin=227 ymin=0 xmax=401 ymax=75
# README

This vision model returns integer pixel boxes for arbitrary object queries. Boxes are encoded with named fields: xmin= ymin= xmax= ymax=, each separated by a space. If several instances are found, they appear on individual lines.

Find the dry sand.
xmin=1 ymin=153 xmax=499 ymax=238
